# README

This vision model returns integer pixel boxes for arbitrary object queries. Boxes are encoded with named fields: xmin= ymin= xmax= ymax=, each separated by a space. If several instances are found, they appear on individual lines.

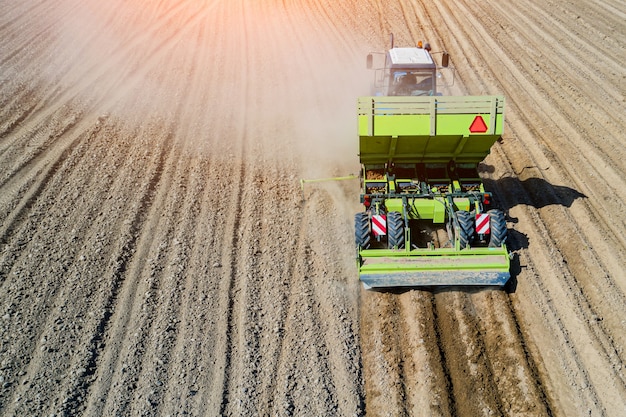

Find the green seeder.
xmin=355 ymin=95 xmax=510 ymax=288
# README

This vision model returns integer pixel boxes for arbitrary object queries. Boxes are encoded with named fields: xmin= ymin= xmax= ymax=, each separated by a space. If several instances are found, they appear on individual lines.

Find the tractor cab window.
xmin=390 ymin=70 xmax=434 ymax=96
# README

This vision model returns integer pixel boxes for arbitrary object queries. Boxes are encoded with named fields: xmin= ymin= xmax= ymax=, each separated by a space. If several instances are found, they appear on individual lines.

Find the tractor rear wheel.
xmin=456 ymin=210 xmax=475 ymax=249
xmin=488 ymin=209 xmax=507 ymax=247
xmin=387 ymin=211 xmax=405 ymax=249
xmin=355 ymin=212 xmax=371 ymax=249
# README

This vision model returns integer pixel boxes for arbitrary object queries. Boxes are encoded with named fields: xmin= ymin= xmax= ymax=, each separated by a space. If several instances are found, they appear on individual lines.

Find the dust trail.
xmin=27 ymin=0 xmax=372 ymax=175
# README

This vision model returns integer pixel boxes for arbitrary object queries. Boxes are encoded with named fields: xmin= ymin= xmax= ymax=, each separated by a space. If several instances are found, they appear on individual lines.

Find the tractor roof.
xmin=387 ymin=47 xmax=435 ymax=70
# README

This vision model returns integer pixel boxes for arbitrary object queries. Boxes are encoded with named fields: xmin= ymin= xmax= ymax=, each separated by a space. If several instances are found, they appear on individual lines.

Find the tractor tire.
xmin=488 ymin=209 xmax=507 ymax=247
xmin=456 ymin=210 xmax=475 ymax=249
xmin=387 ymin=211 xmax=405 ymax=249
xmin=355 ymin=212 xmax=371 ymax=249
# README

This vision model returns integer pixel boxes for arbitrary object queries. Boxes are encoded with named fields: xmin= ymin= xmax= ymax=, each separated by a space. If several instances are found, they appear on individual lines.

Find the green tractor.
xmin=356 ymin=41 xmax=510 ymax=288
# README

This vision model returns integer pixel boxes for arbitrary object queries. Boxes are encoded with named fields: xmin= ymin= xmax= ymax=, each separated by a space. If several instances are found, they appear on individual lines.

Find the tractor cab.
xmin=367 ymin=42 xmax=450 ymax=97
xmin=386 ymin=47 xmax=436 ymax=96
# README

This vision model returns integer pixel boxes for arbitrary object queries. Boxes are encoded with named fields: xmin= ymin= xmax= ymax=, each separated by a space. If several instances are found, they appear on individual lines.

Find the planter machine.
xmin=356 ymin=37 xmax=510 ymax=288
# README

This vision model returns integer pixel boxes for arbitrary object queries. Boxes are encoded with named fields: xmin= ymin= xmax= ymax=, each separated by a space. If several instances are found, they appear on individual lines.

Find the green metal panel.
xmin=358 ymin=246 xmax=511 ymax=287
xmin=385 ymin=198 xmax=448 ymax=221
xmin=359 ymin=135 xmax=500 ymax=164
xmin=433 ymin=197 xmax=446 ymax=223
xmin=384 ymin=199 xmax=404 ymax=214
xmin=358 ymin=96 xmax=505 ymax=164
xmin=371 ymin=114 xmax=431 ymax=136
xmin=414 ymin=198 xmax=438 ymax=220
xmin=452 ymin=198 xmax=471 ymax=212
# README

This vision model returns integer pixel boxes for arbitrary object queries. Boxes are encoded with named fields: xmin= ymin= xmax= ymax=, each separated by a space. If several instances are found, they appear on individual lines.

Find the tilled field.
xmin=0 ymin=0 xmax=625 ymax=416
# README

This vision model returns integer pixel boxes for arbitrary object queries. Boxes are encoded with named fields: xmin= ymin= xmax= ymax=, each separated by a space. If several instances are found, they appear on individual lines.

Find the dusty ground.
xmin=0 ymin=0 xmax=625 ymax=416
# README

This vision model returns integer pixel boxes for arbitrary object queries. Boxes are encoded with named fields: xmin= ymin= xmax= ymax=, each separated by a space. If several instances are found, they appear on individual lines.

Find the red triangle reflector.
xmin=469 ymin=115 xmax=488 ymax=133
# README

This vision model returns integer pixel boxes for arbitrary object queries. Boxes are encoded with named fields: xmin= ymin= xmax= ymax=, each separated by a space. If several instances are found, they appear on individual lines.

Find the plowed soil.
xmin=1 ymin=0 xmax=625 ymax=416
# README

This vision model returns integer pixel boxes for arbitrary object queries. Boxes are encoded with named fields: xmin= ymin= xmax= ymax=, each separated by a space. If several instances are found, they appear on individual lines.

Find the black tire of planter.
xmin=387 ymin=211 xmax=405 ymax=249
xmin=488 ymin=209 xmax=508 ymax=248
xmin=355 ymin=212 xmax=371 ymax=249
xmin=456 ymin=210 xmax=475 ymax=249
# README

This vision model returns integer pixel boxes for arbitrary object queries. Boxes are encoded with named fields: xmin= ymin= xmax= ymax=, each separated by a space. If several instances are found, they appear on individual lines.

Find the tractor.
xmin=356 ymin=37 xmax=510 ymax=288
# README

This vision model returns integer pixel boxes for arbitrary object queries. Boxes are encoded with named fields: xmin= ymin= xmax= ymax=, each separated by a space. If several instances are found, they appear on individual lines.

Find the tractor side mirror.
xmin=441 ymin=52 xmax=450 ymax=68
xmin=366 ymin=54 xmax=373 ymax=69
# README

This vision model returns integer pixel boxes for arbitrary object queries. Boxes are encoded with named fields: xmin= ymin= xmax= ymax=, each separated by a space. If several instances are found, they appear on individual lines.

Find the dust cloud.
xmin=267 ymin=18 xmax=372 ymax=179
xmin=32 ymin=0 xmax=372 ymax=177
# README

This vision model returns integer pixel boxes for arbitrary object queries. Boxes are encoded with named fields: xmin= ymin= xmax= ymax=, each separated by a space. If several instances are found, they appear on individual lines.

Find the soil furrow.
xmin=433 ymin=291 xmax=503 ymax=416
xmin=0 ymin=123 xmax=174 ymax=415
xmin=396 ymin=290 xmax=453 ymax=417
xmin=0 ymin=106 xmax=84 ymax=190
xmin=300 ymin=183 xmax=364 ymax=416
xmin=0 ymin=91 xmax=40 ymax=146
xmin=361 ymin=291 xmax=408 ymax=415
xmin=215 ymin=159 xmax=247 ymax=416
xmin=0 ymin=110 xmax=89 ymax=272
xmin=58 ymin=129 xmax=176 ymax=417
xmin=262 ymin=204 xmax=308 ymax=416
xmin=124 ymin=163 xmax=197 ymax=417
xmin=470 ymin=290 xmax=553 ymax=416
